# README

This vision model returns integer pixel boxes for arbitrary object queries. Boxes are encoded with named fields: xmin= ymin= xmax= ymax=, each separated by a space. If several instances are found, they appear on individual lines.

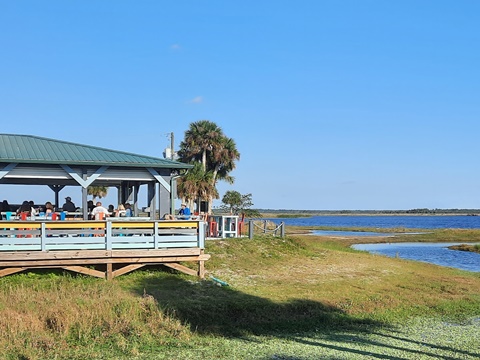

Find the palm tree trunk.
xmin=202 ymin=150 xmax=207 ymax=172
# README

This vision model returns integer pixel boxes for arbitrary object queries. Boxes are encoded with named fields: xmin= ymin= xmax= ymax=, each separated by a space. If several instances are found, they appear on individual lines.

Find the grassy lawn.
xmin=0 ymin=229 xmax=479 ymax=359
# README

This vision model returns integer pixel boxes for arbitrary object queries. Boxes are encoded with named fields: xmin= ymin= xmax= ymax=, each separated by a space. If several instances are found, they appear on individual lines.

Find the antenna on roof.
xmin=163 ymin=132 xmax=175 ymax=160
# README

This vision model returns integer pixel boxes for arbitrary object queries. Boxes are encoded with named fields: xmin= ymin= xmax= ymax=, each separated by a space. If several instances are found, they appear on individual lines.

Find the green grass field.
xmin=0 ymin=228 xmax=479 ymax=359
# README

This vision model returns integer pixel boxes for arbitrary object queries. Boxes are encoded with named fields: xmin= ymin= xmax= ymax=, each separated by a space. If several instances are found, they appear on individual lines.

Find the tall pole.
xmin=170 ymin=132 xmax=174 ymax=160
xmin=170 ymin=132 xmax=176 ymax=216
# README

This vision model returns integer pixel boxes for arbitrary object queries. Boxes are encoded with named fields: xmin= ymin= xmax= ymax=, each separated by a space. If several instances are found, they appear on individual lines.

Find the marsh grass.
xmin=392 ymin=228 xmax=480 ymax=243
xmin=1 ymin=230 xmax=479 ymax=359
xmin=448 ymin=243 xmax=480 ymax=253
xmin=0 ymin=274 xmax=191 ymax=359
xmin=205 ymin=234 xmax=480 ymax=320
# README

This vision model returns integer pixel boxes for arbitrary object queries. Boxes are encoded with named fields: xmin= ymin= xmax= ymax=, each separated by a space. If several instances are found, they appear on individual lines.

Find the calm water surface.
xmin=352 ymin=242 xmax=480 ymax=272
xmin=263 ymin=216 xmax=480 ymax=272
xmin=267 ymin=215 xmax=480 ymax=229
xmin=312 ymin=230 xmax=396 ymax=237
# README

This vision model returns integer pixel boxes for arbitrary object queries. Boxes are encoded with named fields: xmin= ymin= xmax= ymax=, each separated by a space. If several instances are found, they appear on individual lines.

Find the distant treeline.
xmin=258 ymin=208 xmax=480 ymax=215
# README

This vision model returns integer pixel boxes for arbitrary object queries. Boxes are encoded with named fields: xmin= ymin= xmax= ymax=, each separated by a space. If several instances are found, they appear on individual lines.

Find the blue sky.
xmin=1 ymin=1 xmax=479 ymax=210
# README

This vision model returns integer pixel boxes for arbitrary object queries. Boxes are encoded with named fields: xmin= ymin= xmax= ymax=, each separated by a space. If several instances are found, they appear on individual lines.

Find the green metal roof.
xmin=0 ymin=134 xmax=192 ymax=169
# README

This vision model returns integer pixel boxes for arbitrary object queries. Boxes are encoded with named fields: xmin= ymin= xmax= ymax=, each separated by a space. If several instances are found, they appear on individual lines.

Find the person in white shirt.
xmin=91 ymin=201 xmax=110 ymax=220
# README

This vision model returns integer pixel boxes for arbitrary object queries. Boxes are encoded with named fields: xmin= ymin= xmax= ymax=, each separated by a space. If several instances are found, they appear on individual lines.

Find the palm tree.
xmin=176 ymin=163 xmax=218 ymax=212
xmin=210 ymin=136 xmax=240 ymax=183
xmin=178 ymin=120 xmax=224 ymax=172
xmin=178 ymin=120 xmax=240 ymax=213
xmin=87 ymin=186 xmax=108 ymax=200
xmin=207 ymin=136 xmax=240 ymax=213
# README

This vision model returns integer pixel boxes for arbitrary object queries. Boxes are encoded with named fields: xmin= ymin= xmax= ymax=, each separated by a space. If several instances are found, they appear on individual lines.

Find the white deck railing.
xmin=0 ymin=220 xmax=205 ymax=251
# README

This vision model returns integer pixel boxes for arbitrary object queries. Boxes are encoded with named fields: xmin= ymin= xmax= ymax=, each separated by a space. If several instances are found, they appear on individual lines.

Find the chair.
xmin=94 ymin=213 xmax=105 ymax=237
xmin=238 ymin=221 xmax=245 ymax=236
xmin=207 ymin=216 xmax=218 ymax=237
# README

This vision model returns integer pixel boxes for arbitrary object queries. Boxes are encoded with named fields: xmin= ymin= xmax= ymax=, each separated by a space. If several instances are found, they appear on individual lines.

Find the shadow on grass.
xmin=127 ymin=270 xmax=478 ymax=359
xmin=288 ymin=332 xmax=477 ymax=360
xmin=128 ymin=270 xmax=384 ymax=338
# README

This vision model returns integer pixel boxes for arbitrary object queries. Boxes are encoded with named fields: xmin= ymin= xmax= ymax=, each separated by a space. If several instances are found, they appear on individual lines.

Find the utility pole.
xmin=170 ymin=132 xmax=174 ymax=160
xmin=160 ymin=132 xmax=176 ymax=219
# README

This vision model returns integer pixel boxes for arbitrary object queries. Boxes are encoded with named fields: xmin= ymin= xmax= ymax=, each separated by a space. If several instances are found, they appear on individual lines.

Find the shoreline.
xmin=261 ymin=212 xmax=479 ymax=217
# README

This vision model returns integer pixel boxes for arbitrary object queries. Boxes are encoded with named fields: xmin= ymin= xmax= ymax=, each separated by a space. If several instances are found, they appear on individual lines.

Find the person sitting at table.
xmin=178 ymin=203 xmax=191 ymax=219
xmin=163 ymin=213 xmax=175 ymax=220
xmin=29 ymin=200 xmax=39 ymax=216
xmin=124 ymin=203 xmax=133 ymax=217
xmin=108 ymin=204 xmax=115 ymax=216
xmin=0 ymin=200 xmax=12 ymax=220
xmin=91 ymin=201 xmax=110 ymax=220
xmin=62 ymin=196 xmax=76 ymax=212
xmin=1 ymin=200 xmax=11 ymax=212
xmin=0 ymin=200 xmax=5 ymax=213
xmin=16 ymin=200 xmax=31 ymax=218
xmin=44 ymin=201 xmax=55 ymax=215
xmin=85 ymin=200 xmax=94 ymax=219
xmin=115 ymin=204 xmax=126 ymax=217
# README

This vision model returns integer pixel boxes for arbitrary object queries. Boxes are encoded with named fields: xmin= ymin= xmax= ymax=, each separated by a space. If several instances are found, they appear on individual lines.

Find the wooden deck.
xmin=0 ymin=219 xmax=209 ymax=279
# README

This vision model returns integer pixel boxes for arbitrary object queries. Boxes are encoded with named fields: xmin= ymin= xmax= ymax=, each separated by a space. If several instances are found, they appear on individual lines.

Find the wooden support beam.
xmin=0 ymin=254 xmax=211 ymax=267
xmin=110 ymin=249 xmax=202 ymax=257
xmin=0 ymin=267 xmax=26 ymax=277
xmin=106 ymin=263 xmax=113 ymax=280
xmin=109 ymin=255 xmax=211 ymax=263
xmin=198 ymin=249 xmax=206 ymax=279
xmin=0 ymin=246 xmax=210 ymax=280
xmin=198 ymin=260 xmax=205 ymax=279
xmin=0 ymin=248 xmax=202 ymax=261
xmin=0 ymin=250 xmax=113 ymax=261
xmin=62 ymin=266 xmax=105 ymax=279
xmin=112 ymin=264 xmax=145 ymax=278
xmin=163 ymin=262 xmax=197 ymax=277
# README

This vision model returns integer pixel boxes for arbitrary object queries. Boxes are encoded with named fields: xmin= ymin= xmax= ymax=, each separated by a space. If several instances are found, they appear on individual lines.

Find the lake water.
xmin=311 ymin=230 xmax=398 ymax=237
xmin=352 ymin=242 xmax=480 ymax=272
xmin=262 ymin=215 xmax=480 ymax=272
xmin=265 ymin=215 xmax=480 ymax=229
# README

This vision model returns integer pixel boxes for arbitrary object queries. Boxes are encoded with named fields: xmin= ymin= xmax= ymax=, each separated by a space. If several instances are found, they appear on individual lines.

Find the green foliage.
xmin=221 ymin=190 xmax=242 ymax=212
xmin=177 ymin=120 xmax=240 ymax=212
xmin=393 ymin=228 xmax=480 ymax=243
xmin=176 ymin=162 xmax=218 ymax=204
xmin=220 ymin=191 xmax=261 ymax=218
xmin=87 ymin=186 xmax=108 ymax=200
xmin=447 ymin=244 xmax=480 ymax=253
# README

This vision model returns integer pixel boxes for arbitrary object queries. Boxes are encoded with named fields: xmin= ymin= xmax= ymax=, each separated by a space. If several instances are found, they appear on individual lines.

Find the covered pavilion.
xmin=0 ymin=134 xmax=192 ymax=219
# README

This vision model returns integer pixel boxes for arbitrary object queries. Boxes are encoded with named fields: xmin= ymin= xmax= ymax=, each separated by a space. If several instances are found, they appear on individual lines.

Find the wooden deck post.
xmin=106 ymin=263 xmax=113 ymax=280
xmin=198 ymin=249 xmax=205 ymax=279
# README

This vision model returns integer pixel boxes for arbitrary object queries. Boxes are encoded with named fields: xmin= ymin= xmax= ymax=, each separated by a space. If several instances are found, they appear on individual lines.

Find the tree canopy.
xmin=177 ymin=120 xmax=240 ymax=213
xmin=220 ymin=190 xmax=260 ymax=219
xmin=87 ymin=186 xmax=108 ymax=200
